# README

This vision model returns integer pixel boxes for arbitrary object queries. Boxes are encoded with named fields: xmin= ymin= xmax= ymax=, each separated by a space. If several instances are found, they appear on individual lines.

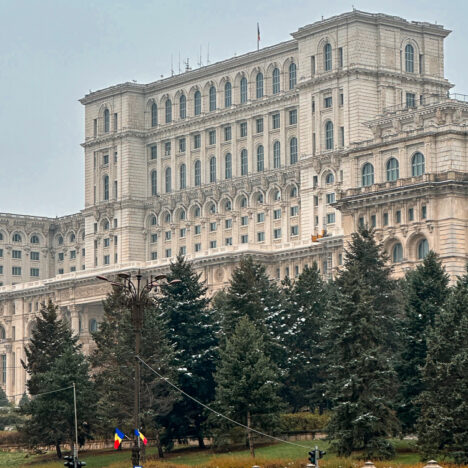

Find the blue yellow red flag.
xmin=134 ymin=429 xmax=148 ymax=445
xmin=114 ymin=428 xmax=125 ymax=449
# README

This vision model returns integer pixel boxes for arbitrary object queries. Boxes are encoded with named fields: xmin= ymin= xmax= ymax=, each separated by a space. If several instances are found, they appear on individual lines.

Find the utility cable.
xmin=136 ymin=355 xmax=313 ymax=450
xmin=4 ymin=384 xmax=74 ymax=400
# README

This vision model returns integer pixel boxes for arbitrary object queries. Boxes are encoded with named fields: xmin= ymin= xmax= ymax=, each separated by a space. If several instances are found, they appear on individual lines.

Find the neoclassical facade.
xmin=0 ymin=10 xmax=467 ymax=401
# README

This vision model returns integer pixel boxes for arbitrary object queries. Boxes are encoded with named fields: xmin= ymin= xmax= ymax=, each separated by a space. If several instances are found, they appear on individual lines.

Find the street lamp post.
xmin=97 ymin=270 xmax=180 ymax=467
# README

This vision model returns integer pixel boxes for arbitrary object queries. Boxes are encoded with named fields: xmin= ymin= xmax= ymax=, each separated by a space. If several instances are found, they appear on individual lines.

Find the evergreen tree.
xmin=281 ymin=263 xmax=328 ymax=412
xmin=417 ymin=267 xmax=468 ymax=464
xmin=158 ymin=255 xmax=218 ymax=448
xmin=397 ymin=251 xmax=449 ymax=434
xmin=214 ymin=317 xmax=281 ymax=457
xmin=0 ymin=386 xmax=9 ymax=407
xmin=325 ymin=228 xmax=400 ymax=459
xmin=21 ymin=300 xmax=95 ymax=457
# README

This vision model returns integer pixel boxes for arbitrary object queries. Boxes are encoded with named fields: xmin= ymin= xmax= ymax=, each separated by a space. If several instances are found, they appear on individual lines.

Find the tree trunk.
xmin=197 ymin=434 xmax=206 ymax=449
xmin=55 ymin=442 xmax=62 ymax=458
xmin=155 ymin=427 xmax=164 ymax=458
xmin=247 ymin=410 xmax=255 ymax=458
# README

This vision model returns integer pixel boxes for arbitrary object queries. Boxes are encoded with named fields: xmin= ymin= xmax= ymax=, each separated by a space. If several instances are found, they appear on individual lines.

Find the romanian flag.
xmin=114 ymin=428 xmax=125 ymax=449
xmin=135 ymin=429 xmax=148 ymax=445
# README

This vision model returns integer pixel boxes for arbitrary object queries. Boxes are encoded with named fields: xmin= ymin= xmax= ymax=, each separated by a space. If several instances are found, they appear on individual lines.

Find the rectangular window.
xmin=272 ymin=113 xmax=280 ymax=129
xmin=210 ymin=222 xmax=217 ymax=232
xmin=326 ymin=193 xmax=335 ymax=204
xmin=311 ymin=99 xmax=315 ymax=113
xmin=256 ymin=118 xmax=264 ymax=133
xmin=179 ymin=246 xmax=186 ymax=255
xmin=241 ymin=216 xmax=248 ymax=226
xmin=257 ymin=212 xmax=264 ymax=223
xmin=371 ymin=214 xmax=376 ymax=227
xmin=180 ymin=228 xmax=186 ymax=238
xmin=406 ymin=92 xmax=416 ymax=108
xmin=273 ymin=209 xmax=281 ymax=220
xmin=358 ymin=216 xmax=365 ymax=228
xmin=338 ymin=47 xmax=343 ymax=67
xmin=327 ymin=213 xmax=336 ymax=224
xmin=104 ymin=255 xmax=110 ymax=265
xmin=225 ymin=219 xmax=232 ymax=229
xmin=324 ymin=96 xmax=332 ymax=108
xmin=290 ymin=206 xmax=299 ymax=217
xmin=195 ymin=225 xmax=201 ymax=235
xmin=0 ymin=249 xmax=3 ymax=258
xmin=225 ymin=237 xmax=232 ymax=246
xmin=164 ymin=141 xmax=171 ymax=155
xmin=339 ymin=93 xmax=344 ymax=106
xmin=311 ymin=55 xmax=316 ymax=75
xmin=195 ymin=242 xmax=201 ymax=252
xmin=314 ymin=195 xmax=319 ymax=207
xmin=289 ymin=109 xmax=297 ymax=125
xmin=396 ymin=210 xmax=401 ymax=223
xmin=114 ymin=151 xmax=118 ymax=163
xmin=30 ymin=268 xmax=40 ymax=277
xmin=194 ymin=134 xmax=201 ymax=149
xmin=94 ymin=222 xmax=98 ymax=233
xmin=82 ymin=248 xmax=85 ymax=257
xmin=151 ymin=251 xmax=158 ymax=260
xmin=314 ymin=215 xmax=319 ymax=226
xmin=114 ymin=253 xmax=118 ymax=264
xmin=208 ymin=130 xmax=216 ymax=145
xmin=114 ymin=113 xmax=118 ymax=131
xmin=58 ymin=268 xmax=64 ymax=274
xmin=285 ymin=266 xmax=290 ymax=277
xmin=421 ymin=205 xmax=427 ymax=219
xmin=209 ymin=240 xmax=217 ymax=249
xmin=224 ymin=126 xmax=232 ymax=141
xmin=240 ymin=122 xmax=247 ymax=137
xmin=12 ymin=250 xmax=21 ymax=259
xmin=273 ymin=228 xmax=282 ymax=239
xmin=165 ymin=231 xmax=172 ymax=240
xmin=114 ymin=180 xmax=118 ymax=199
xmin=291 ymin=225 xmax=299 ymax=236
xmin=93 ymin=119 xmax=97 ymax=137
xmin=257 ymin=231 xmax=265 ymax=242
xmin=340 ymin=127 xmax=345 ymax=147
xmin=151 ymin=233 xmax=158 ymax=243
xmin=165 ymin=248 xmax=172 ymax=258
xmin=70 ymin=250 xmax=76 ymax=259
xmin=0 ymin=266 xmax=3 ymax=275
xmin=383 ymin=212 xmax=389 ymax=226
xmin=30 ymin=251 xmax=40 ymax=261
xmin=419 ymin=54 xmax=424 ymax=74
xmin=103 ymin=154 xmax=109 ymax=165
xmin=179 ymin=137 xmax=186 ymax=153
xmin=114 ymin=218 xmax=118 ymax=228
xmin=1 ymin=355 xmax=5 ymax=384
xmin=241 ymin=234 xmax=248 ymax=243
xmin=409 ymin=208 xmax=414 ymax=221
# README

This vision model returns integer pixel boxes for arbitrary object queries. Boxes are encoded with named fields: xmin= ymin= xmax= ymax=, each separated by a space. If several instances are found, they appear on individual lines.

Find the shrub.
xmin=280 ymin=411 xmax=330 ymax=433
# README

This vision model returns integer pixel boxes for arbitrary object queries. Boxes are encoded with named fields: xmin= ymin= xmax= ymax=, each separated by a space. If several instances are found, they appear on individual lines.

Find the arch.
xmin=256 ymin=72 xmax=264 ymax=98
xmin=257 ymin=145 xmax=264 ymax=172
xmin=362 ymin=163 xmax=374 ymax=186
xmin=147 ymin=213 xmax=158 ymax=227
xmin=101 ymin=218 xmax=110 ymax=231
xmin=30 ymin=234 xmax=40 ymax=245
xmin=194 ymin=90 xmax=202 ymax=115
xmin=325 ymin=121 xmax=334 ymax=150
xmin=56 ymin=234 xmax=64 ymax=246
xmin=268 ymin=186 xmax=281 ymax=203
xmin=411 ymin=152 xmax=425 ymax=176
xmin=209 ymin=156 xmax=217 ymax=183
xmin=224 ymin=81 xmax=232 ymax=107
xmin=179 ymin=164 xmax=186 ymax=189
xmin=325 ymin=171 xmax=335 ymax=185
xmin=103 ymin=174 xmax=109 ymax=200
xmin=179 ymin=94 xmax=187 ymax=119
xmin=175 ymin=206 xmax=187 ymax=221
xmin=69 ymin=232 xmax=76 ymax=243
xmin=203 ymin=200 xmax=217 ymax=217
xmin=287 ymin=183 xmax=299 ymax=199
xmin=160 ymin=209 xmax=172 ymax=225
xmin=150 ymin=169 xmax=157 ymax=196
xmin=417 ymin=238 xmax=429 ymax=259
xmin=324 ymin=43 xmax=332 ymax=71
xmin=272 ymin=67 xmax=280 ymax=94
xmin=235 ymin=192 xmax=249 ymax=210
xmin=165 ymin=99 xmax=172 ymax=123
xmin=405 ymin=43 xmax=415 ymax=73
xmin=386 ymin=158 xmax=400 ymax=181
xmin=151 ymin=102 xmax=158 ymax=127
xmin=240 ymin=149 xmax=248 ymax=175
xmin=194 ymin=160 xmax=201 ymax=186
xmin=289 ymin=137 xmax=298 ymax=164
xmin=188 ymin=202 xmax=202 ymax=219
xmin=220 ymin=196 xmax=233 ymax=214
xmin=251 ymin=190 xmax=265 ymax=207
xmin=273 ymin=141 xmax=281 ymax=168
xmin=289 ymin=62 xmax=297 ymax=89
xmin=12 ymin=232 xmax=22 ymax=243
xmin=225 ymin=153 xmax=232 ymax=179
xmin=209 ymin=86 xmax=217 ymax=111
xmin=103 ymin=108 xmax=110 ymax=133
xmin=392 ymin=242 xmax=403 ymax=263
xmin=240 ymin=76 xmax=248 ymax=103
xmin=165 ymin=167 xmax=172 ymax=193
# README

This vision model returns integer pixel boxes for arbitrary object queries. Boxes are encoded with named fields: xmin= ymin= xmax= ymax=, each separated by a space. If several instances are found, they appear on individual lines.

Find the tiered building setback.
xmin=0 ymin=10 xmax=467 ymax=401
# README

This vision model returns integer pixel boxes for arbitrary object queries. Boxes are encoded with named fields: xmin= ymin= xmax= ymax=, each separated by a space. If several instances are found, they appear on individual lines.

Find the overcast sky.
xmin=0 ymin=0 xmax=467 ymax=217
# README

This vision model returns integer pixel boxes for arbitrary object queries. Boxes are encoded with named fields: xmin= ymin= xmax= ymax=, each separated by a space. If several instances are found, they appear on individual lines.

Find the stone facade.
xmin=0 ymin=10 xmax=467 ymax=401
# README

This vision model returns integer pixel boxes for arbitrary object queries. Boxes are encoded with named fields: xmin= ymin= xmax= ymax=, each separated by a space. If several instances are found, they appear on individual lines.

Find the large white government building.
xmin=0 ymin=10 xmax=467 ymax=401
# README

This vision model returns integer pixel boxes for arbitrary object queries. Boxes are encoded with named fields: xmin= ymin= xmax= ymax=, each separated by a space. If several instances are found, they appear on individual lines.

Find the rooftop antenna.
xmin=171 ymin=54 xmax=174 ymax=76
xmin=207 ymin=43 xmax=210 ymax=65
xmin=184 ymin=58 xmax=191 ymax=72
xmin=178 ymin=50 xmax=181 ymax=74
xmin=198 ymin=45 xmax=203 ymax=67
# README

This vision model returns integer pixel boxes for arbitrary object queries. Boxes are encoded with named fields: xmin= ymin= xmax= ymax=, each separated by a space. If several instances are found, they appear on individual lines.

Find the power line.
xmin=4 ymin=384 xmax=74 ymax=400
xmin=136 ymin=356 xmax=313 ymax=450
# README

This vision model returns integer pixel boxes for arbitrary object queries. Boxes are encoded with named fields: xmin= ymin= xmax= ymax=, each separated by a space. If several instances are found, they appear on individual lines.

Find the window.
xmin=194 ymin=225 xmax=201 ymax=235
xmin=0 ymin=266 xmax=2 ymax=274
xmin=409 ymin=207 xmax=414 ymax=221
xmin=194 ymin=91 xmax=201 ymax=115
xmin=325 ymin=172 xmax=334 ymax=184
xmin=325 ymin=121 xmax=334 ymax=150
xmin=362 ymin=163 xmax=374 ymax=186
xmin=225 ymin=82 xmax=232 ymax=107
xmin=0 ymin=233 xmax=2 ymax=240
xmin=371 ymin=214 xmax=376 ymax=227
xmin=165 ymin=231 xmax=172 ymax=240
xmin=327 ymin=213 xmax=336 ymax=224
xmin=30 ymin=235 xmax=39 ymax=244
xmin=412 ymin=152 xmax=425 ymax=176
xmin=103 ymin=254 xmax=110 ymax=265
xmin=338 ymin=47 xmax=343 ymax=67
xmin=383 ymin=212 xmax=389 ymax=226
xmin=273 ymin=209 xmax=281 ymax=220
xmin=290 ymin=206 xmax=299 ymax=217
xmin=70 ymin=250 xmax=76 ymax=259
xmin=194 ymin=134 xmax=201 ymax=149
xmin=0 ymin=249 xmax=2 ymax=258
xmin=324 ymin=96 xmax=332 ymax=108
xmin=103 ymin=154 xmax=109 ymax=165
xmin=209 ymin=156 xmax=217 ymax=182
xmin=421 ymin=205 xmax=427 ymax=219
xmin=59 ymin=268 xmax=64 ymax=274
xmin=290 ymin=186 xmax=298 ymax=197
xmin=291 ymin=225 xmax=299 ymax=236
xmin=272 ymin=113 xmax=280 ymax=129
xmin=326 ymin=193 xmax=335 ymax=204
xmin=340 ymin=127 xmax=345 ymax=147
xmin=240 ymin=196 xmax=247 ymax=208
xmin=194 ymin=160 xmax=201 ymax=186
xmin=406 ymin=92 xmax=416 ymax=108
xmin=290 ymin=137 xmax=298 ymax=164
xmin=240 ymin=77 xmax=248 ymax=103
xmin=114 ymin=113 xmax=118 ymax=131
xmin=151 ymin=215 xmax=157 ymax=226
xmin=179 ymin=138 xmax=186 ymax=153
xmin=179 ymin=164 xmax=186 ymax=189
xmin=312 ymin=99 xmax=315 ymax=113
xmin=225 ymin=153 xmax=232 ymax=179
xmin=165 ymin=248 xmax=172 ymax=258
xmin=210 ymin=222 xmax=217 ymax=232
xmin=256 ymin=118 xmax=264 ymax=133
xmin=195 ymin=242 xmax=201 ymax=252
xmin=12 ymin=250 xmax=21 ymax=259
xmin=208 ymin=130 xmax=216 ymax=145
xmin=163 ymin=141 xmax=171 ymax=156
xmin=208 ymin=240 xmax=216 ymax=249
xmin=405 ymin=44 xmax=414 ymax=73
xmin=179 ymin=246 xmax=186 ymax=256
xmin=150 ymin=145 xmax=157 ymax=160
xmin=241 ymin=234 xmax=248 ymax=243
xmin=151 ymin=233 xmax=158 ymax=243
xmin=224 ymin=126 xmax=232 ymax=141
xmin=396 ymin=210 xmax=402 ymax=224
xmin=30 ymin=268 xmax=39 ymax=277
xmin=418 ymin=238 xmax=429 ymax=259
xmin=209 ymin=86 xmax=217 ymax=111
xmin=103 ymin=175 xmax=110 ymax=200
xmin=151 ymin=103 xmax=158 ymax=127
xmin=324 ymin=43 xmax=332 ymax=71
xmin=273 ymin=141 xmax=281 ymax=169
xmin=225 ymin=219 xmax=232 ymax=229
xmin=256 ymin=72 xmax=264 ymax=98
xmin=165 ymin=213 xmax=171 ymax=223
xmin=93 ymin=119 xmax=97 ymax=136
xmin=240 ymin=122 xmax=247 ymax=137
xmin=165 ymin=99 xmax=172 ymax=123
xmin=289 ymin=109 xmax=297 ymax=125
xmin=165 ymin=167 xmax=172 ymax=193
xmin=241 ymin=216 xmax=248 ymax=226
xmin=272 ymin=68 xmax=280 ymax=94
xmin=114 ymin=180 xmax=118 ymax=199
xmin=58 ymin=252 xmax=64 ymax=261
xmin=257 ymin=212 xmax=265 ymax=223
xmin=240 ymin=149 xmax=248 ymax=175
xmin=151 ymin=170 xmax=157 ymax=196
xmin=273 ymin=228 xmax=281 ymax=239
xmin=178 ymin=94 xmax=187 ymax=119
xmin=257 ymin=232 xmax=265 ymax=242
xmin=273 ymin=190 xmax=281 ymax=201
xmin=311 ymin=55 xmax=316 ymax=75
xmin=289 ymin=63 xmax=297 ymax=89
xmin=340 ymin=93 xmax=344 ymax=106
xmin=257 ymin=145 xmax=264 ymax=172
xmin=180 ymin=228 xmax=186 ymax=238
xmin=104 ymin=109 xmax=110 ymax=133
xmin=386 ymin=158 xmax=399 ymax=181
xmin=358 ymin=216 xmax=365 ymax=228
xmin=12 ymin=266 xmax=21 ymax=276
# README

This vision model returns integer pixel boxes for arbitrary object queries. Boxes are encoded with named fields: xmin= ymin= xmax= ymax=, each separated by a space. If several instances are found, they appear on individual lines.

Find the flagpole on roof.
xmin=257 ymin=22 xmax=260 ymax=51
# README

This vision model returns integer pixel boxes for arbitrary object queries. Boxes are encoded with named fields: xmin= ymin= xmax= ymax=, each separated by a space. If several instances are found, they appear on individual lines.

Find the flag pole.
xmin=257 ymin=22 xmax=260 ymax=51
xmin=73 ymin=382 xmax=79 ymax=464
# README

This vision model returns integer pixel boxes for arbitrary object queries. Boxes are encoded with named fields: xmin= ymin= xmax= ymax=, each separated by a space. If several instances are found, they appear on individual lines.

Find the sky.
xmin=0 ymin=0 xmax=467 ymax=217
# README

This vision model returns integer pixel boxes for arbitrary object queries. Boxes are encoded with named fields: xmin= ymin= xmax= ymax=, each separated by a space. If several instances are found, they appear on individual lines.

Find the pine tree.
xmin=21 ymin=300 xmax=95 ymax=458
xmin=397 ymin=251 xmax=449 ymax=434
xmin=417 ymin=267 xmax=468 ymax=464
xmin=325 ymin=228 xmax=400 ymax=459
xmin=281 ymin=263 xmax=328 ymax=412
xmin=158 ymin=255 xmax=218 ymax=448
xmin=214 ymin=317 xmax=281 ymax=457
xmin=0 ymin=386 xmax=9 ymax=407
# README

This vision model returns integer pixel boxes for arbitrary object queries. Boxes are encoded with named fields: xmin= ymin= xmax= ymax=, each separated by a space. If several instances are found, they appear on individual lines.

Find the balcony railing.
xmin=382 ymin=93 xmax=468 ymax=115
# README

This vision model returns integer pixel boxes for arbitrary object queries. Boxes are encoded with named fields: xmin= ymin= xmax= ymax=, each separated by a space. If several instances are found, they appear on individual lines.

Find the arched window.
xmin=193 ymin=206 xmax=201 ymax=218
xmin=256 ymin=72 xmax=264 ymax=98
xmin=12 ymin=233 xmax=21 ymax=242
xmin=240 ymin=77 xmax=248 ymax=103
xmin=290 ymin=137 xmax=298 ymax=164
xmin=225 ymin=153 xmax=232 ymax=179
xmin=418 ymin=238 xmax=429 ymax=259
xmin=165 ymin=167 xmax=172 ymax=193
xmin=151 ymin=102 xmax=158 ymax=127
xmin=0 ymin=326 xmax=5 ymax=340
xmin=30 ymin=235 xmax=39 ymax=244
xmin=273 ymin=190 xmax=281 ymax=201
xmin=240 ymin=149 xmax=248 ymax=175
xmin=257 ymin=193 xmax=264 ymax=204
xmin=362 ymin=163 xmax=374 ymax=187
xmin=324 ymin=43 xmax=332 ymax=71
xmin=151 ymin=215 xmax=157 ymax=226
xmin=273 ymin=141 xmax=281 ymax=168
xmin=412 ymin=152 xmax=425 ymax=176
xmin=179 ymin=95 xmax=186 ymax=119
xmin=392 ymin=243 xmax=403 ymax=263
xmin=225 ymin=82 xmax=232 ymax=107
xmin=0 ymin=233 xmax=2 ymax=241
xmin=325 ymin=121 xmax=334 ymax=150
xmin=165 ymin=213 xmax=171 ymax=223
xmin=194 ymin=160 xmax=201 ymax=186
xmin=209 ymin=156 xmax=217 ymax=183
xmin=179 ymin=164 xmax=186 ymax=189
xmin=89 ymin=319 xmax=98 ymax=333
xmin=225 ymin=200 xmax=232 ymax=211
xmin=405 ymin=44 xmax=414 ymax=73
xmin=151 ymin=170 xmax=157 ymax=196
xmin=194 ymin=91 xmax=201 ymax=115
xmin=272 ymin=68 xmax=280 ymax=94
xmin=103 ymin=175 xmax=109 ymax=200
xmin=209 ymin=86 xmax=216 ymax=111
xmin=58 ymin=235 xmax=63 ymax=245
xmin=209 ymin=202 xmax=216 ymax=214
xmin=165 ymin=99 xmax=172 ymax=123
xmin=70 ymin=233 xmax=75 ymax=243
xmin=325 ymin=173 xmax=334 ymax=184
xmin=104 ymin=108 xmax=110 ymax=133
xmin=257 ymin=145 xmax=264 ymax=172
xmin=240 ymin=196 xmax=247 ymax=208
xmin=103 ymin=220 xmax=110 ymax=230
xmin=386 ymin=158 xmax=400 ymax=181
xmin=289 ymin=63 xmax=297 ymax=89
xmin=290 ymin=187 xmax=298 ymax=198
xmin=179 ymin=209 xmax=186 ymax=220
